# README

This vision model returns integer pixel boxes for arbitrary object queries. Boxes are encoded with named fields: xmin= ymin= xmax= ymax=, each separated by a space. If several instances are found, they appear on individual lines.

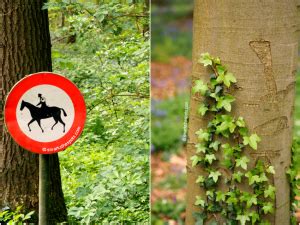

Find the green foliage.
xmin=191 ymin=53 xmax=275 ymax=224
xmin=151 ymin=95 xmax=187 ymax=152
xmin=151 ymin=1 xmax=193 ymax=62
xmin=152 ymin=199 xmax=185 ymax=225
xmin=0 ymin=206 xmax=34 ymax=224
xmin=287 ymin=138 xmax=300 ymax=224
xmin=45 ymin=0 xmax=149 ymax=223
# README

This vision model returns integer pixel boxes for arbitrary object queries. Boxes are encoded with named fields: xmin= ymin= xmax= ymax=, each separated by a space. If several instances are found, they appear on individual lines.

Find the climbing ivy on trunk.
xmin=191 ymin=53 xmax=276 ymax=225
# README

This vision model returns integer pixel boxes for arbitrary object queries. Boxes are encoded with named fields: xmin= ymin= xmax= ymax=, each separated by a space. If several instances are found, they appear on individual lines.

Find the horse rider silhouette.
xmin=36 ymin=93 xmax=49 ymax=117
xmin=20 ymin=94 xmax=68 ymax=133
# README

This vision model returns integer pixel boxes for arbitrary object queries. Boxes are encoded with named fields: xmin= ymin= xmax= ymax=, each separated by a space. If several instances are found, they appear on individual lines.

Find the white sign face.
xmin=16 ymin=85 xmax=75 ymax=142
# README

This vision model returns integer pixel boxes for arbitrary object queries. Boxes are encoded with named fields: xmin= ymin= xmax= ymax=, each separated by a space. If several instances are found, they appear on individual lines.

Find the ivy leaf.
xmin=236 ymin=116 xmax=245 ymax=127
xmin=222 ymin=158 xmax=233 ymax=169
xmin=240 ymin=192 xmax=257 ymax=208
xmin=198 ymin=103 xmax=208 ymax=116
xmin=208 ymin=221 xmax=218 ymax=225
xmin=266 ymin=165 xmax=275 ymax=174
xmin=247 ymin=174 xmax=260 ymax=185
xmin=191 ymin=155 xmax=201 ymax=167
xmin=259 ymin=173 xmax=268 ymax=182
xmin=216 ymin=191 xmax=225 ymax=202
xmin=236 ymin=214 xmax=250 ymax=225
xmin=196 ymin=129 xmax=210 ymax=141
xmin=206 ymin=190 xmax=214 ymax=198
xmin=205 ymin=154 xmax=216 ymax=165
xmin=239 ymin=127 xmax=249 ymax=136
xmin=216 ymin=65 xmax=226 ymax=76
xmin=233 ymin=171 xmax=243 ymax=183
xmin=209 ymin=141 xmax=220 ymax=151
xmin=195 ymin=196 xmax=206 ymax=207
xmin=199 ymin=52 xmax=213 ymax=67
xmin=243 ymin=134 xmax=261 ymax=150
xmin=264 ymin=185 xmax=276 ymax=200
xmin=222 ymin=143 xmax=234 ymax=157
xmin=259 ymin=221 xmax=271 ymax=225
xmin=226 ymin=192 xmax=238 ymax=205
xmin=216 ymin=95 xmax=235 ymax=112
xmin=223 ymin=72 xmax=237 ymax=87
xmin=195 ymin=143 xmax=206 ymax=154
xmin=209 ymin=171 xmax=221 ymax=183
xmin=215 ymin=85 xmax=223 ymax=94
xmin=246 ymin=195 xmax=257 ymax=208
xmin=249 ymin=212 xmax=260 ymax=225
xmin=193 ymin=212 xmax=207 ymax=225
xmin=192 ymin=80 xmax=208 ymax=95
xmin=196 ymin=175 xmax=205 ymax=184
xmin=235 ymin=156 xmax=250 ymax=170
xmin=262 ymin=202 xmax=274 ymax=214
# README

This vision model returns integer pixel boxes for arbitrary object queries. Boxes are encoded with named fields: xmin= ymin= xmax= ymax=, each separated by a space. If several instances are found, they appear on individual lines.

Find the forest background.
xmin=0 ymin=0 xmax=150 ymax=224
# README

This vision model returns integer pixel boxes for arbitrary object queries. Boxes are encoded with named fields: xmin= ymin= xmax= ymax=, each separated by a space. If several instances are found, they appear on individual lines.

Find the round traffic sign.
xmin=4 ymin=72 xmax=86 ymax=154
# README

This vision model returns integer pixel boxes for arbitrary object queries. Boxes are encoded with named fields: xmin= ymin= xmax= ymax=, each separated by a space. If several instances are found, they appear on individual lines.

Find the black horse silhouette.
xmin=20 ymin=100 xmax=67 ymax=133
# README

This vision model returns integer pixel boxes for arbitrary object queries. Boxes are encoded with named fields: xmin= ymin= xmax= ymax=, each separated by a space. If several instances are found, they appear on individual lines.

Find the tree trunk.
xmin=0 ymin=0 xmax=67 ymax=223
xmin=186 ymin=0 xmax=299 ymax=224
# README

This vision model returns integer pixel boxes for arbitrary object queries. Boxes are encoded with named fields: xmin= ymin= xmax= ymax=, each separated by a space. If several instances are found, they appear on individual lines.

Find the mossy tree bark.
xmin=186 ymin=0 xmax=299 ymax=224
xmin=0 ymin=0 xmax=67 ymax=223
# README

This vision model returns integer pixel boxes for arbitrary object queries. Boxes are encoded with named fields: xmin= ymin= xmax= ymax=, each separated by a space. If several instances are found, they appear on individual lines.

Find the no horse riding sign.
xmin=4 ymin=72 xmax=86 ymax=154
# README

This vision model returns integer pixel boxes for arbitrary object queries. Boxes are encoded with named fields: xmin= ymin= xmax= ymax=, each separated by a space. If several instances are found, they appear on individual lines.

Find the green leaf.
xmin=235 ymin=156 xmax=250 ymax=170
xmin=222 ymin=143 xmax=234 ymax=157
xmin=199 ymin=52 xmax=213 ymax=67
xmin=243 ymin=194 xmax=257 ymax=208
xmin=236 ymin=116 xmax=245 ymax=127
xmin=206 ymin=190 xmax=214 ymax=198
xmin=249 ymin=212 xmax=260 ymax=225
xmin=198 ymin=103 xmax=208 ymax=116
xmin=216 ymin=191 xmax=226 ymax=202
xmin=209 ymin=141 xmax=220 ymax=151
xmin=236 ymin=214 xmax=250 ymax=225
xmin=192 ymin=80 xmax=209 ymax=95
xmin=266 ymin=165 xmax=275 ymax=174
xmin=243 ymin=134 xmax=261 ymax=150
xmin=246 ymin=174 xmax=260 ymax=185
xmin=233 ymin=171 xmax=243 ymax=183
xmin=223 ymin=72 xmax=237 ymax=87
xmin=195 ymin=143 xmax=206 ymax=154
xmin=222 ymin=158 xmax=233 ymax=169
xmin=195 ymin=196 xmax=206 ymax=207
xmin=216 ymin=65 xmax=226 ymax=76
xmin=226 ymin=192 xmax=238 ymax=204
xmin=216 ymin=95 xmax=235 ymax=112
xmin=264 ymin=185 xmax=276 ymax=200
xmin=193 ymin=212 xmax=207 ymax=225
xmin=262 ymin=202 xmax=274 ymax=214
xmin=191 ymin=155 xmax=201 ymax=167
xmin=209 ymin=171 xmax=221 ymax=183
xmin=196 ymin=175 xmax=205 ymax=184
xmin=205 ymin=154 xmax=216 ymax=165
xmin=196 ymin=129 xmax=210 ymax=141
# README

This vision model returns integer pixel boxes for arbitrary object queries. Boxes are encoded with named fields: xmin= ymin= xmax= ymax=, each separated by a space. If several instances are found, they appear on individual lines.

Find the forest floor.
xmin=151 ymin=56 xmax=191 ymax=224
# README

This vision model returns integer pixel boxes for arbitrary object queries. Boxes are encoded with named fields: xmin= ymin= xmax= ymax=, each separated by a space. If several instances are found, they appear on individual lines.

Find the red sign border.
xmin=4 ymin=72 xmax=86 ymax=154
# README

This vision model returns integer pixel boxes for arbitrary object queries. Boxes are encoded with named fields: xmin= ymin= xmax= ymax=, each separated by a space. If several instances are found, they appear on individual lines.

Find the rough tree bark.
xmin=186 ymin=0 xmax=299 ymax=224
xmin=0 ymin=0 xmax=67 ymax=223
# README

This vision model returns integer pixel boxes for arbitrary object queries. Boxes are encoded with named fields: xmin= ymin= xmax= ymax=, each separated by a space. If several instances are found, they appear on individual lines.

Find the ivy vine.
xmin=191 ymin=53 xmax=276 ymax=225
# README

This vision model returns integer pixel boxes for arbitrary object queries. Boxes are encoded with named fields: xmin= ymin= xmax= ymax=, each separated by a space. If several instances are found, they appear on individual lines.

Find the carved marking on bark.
xmin=243 ymin=103 xmax=260 ymax=108
xmin=249 ymin=40 xmax=277 ymax=95
xmin=254 ymin=116 xmax=288 ymax=136
xmin=250 ymin=149 xmax=281 ymax=159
